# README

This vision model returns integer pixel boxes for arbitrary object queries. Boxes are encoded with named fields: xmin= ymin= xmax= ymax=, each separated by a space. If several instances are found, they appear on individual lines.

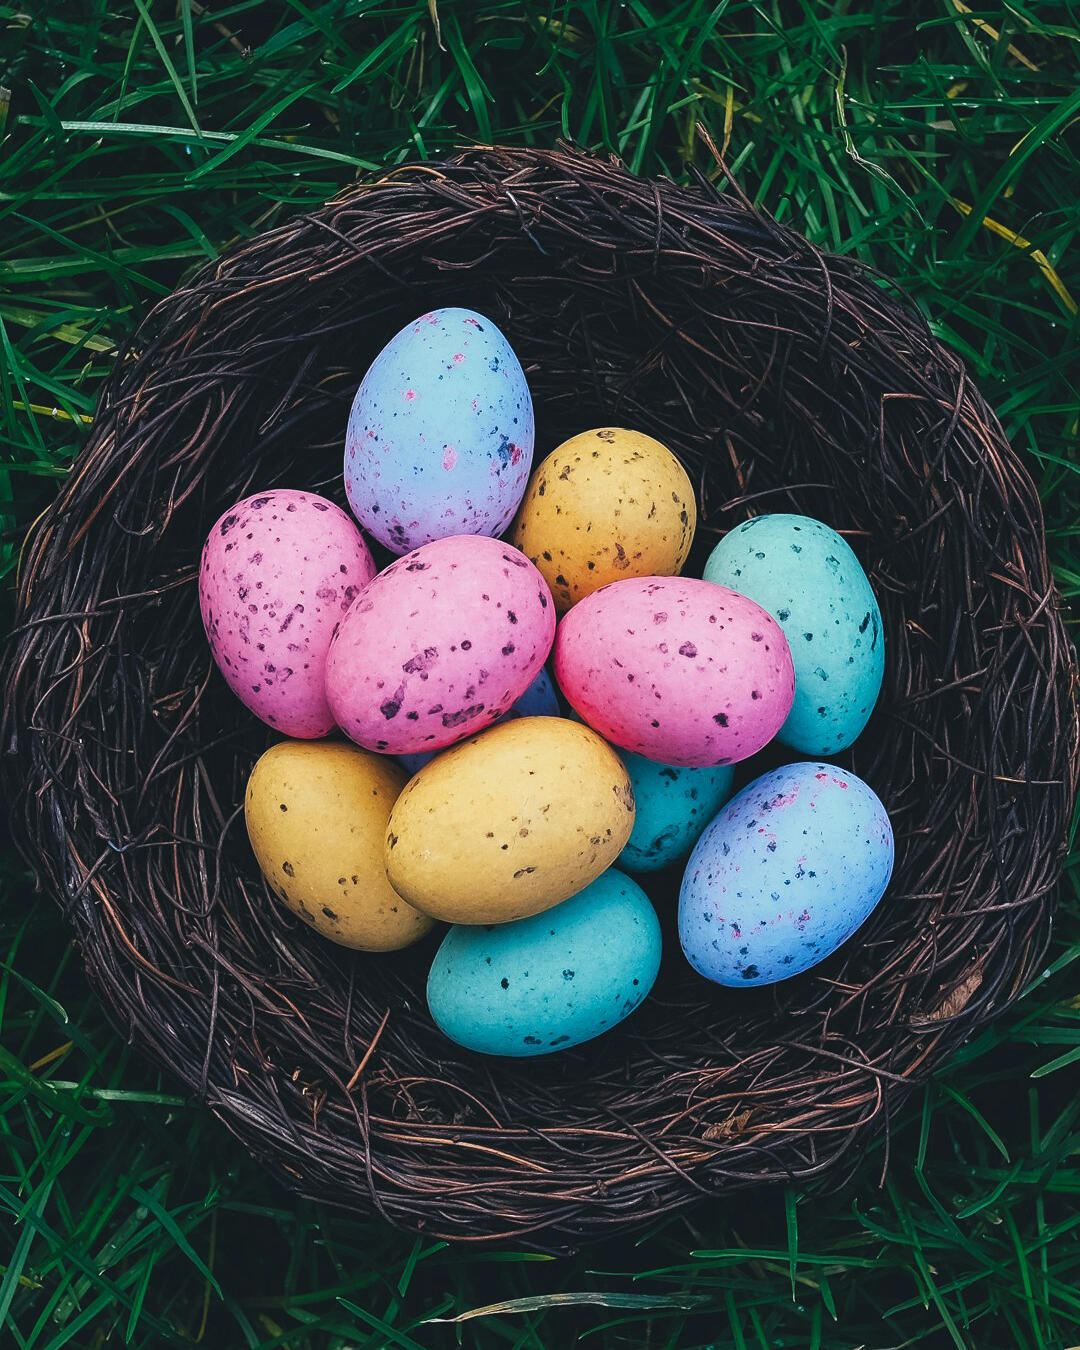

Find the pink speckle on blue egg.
xmin=344 ymin=308 xmax=534 ymax=554
xmin=678 ymin=762 xmax=894 ymax=986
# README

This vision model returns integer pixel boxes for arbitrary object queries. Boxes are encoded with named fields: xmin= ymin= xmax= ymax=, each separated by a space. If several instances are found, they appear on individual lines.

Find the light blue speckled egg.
xmin=345 ymin=308 xmax=534 ymax=554
xmin=397 ymin=665 xmax=560 ymax=776
xmin=679 ymin=762 xmax=893 ymax=987
xmin=702 ymin=514 xmax=884 ymax=754
xmin=427 ymin=869 xmax=661 ymax=1057
xmin=619 ymin=754 xmax=734 ymax=872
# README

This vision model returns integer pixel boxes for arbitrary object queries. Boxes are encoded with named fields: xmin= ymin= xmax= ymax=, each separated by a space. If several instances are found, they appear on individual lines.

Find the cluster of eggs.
xmin=200 ymin=307 xmax=894 ymax=1059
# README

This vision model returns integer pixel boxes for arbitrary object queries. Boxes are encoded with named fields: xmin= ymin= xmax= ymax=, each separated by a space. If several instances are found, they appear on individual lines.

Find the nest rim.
xmin=3 ymin=144 xmax=1076 ymax=1248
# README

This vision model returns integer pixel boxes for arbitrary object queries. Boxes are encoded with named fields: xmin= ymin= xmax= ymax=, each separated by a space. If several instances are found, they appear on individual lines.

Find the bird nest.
xmin=3 ymin=146 xmax=1076 ymax=1246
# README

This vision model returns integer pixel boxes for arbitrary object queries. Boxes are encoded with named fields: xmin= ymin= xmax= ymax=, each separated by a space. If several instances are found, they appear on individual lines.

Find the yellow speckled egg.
xmin=245 ymin=740 xmax=433 ymax=951
xmin=385 ymin=716 xmax=635 ymax=924
xmin=511 ymin=428 xmax=697 ymax=611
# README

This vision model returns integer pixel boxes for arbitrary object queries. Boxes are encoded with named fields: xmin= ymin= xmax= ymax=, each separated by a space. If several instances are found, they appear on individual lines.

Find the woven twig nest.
xmin=3 ymin=146 xmax=1076 ymax=1246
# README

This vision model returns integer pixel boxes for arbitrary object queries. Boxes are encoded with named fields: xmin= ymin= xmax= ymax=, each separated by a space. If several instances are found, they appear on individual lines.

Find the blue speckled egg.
xmin=427 ymin=869 xmax=661 ymax=1057
xmin=619 ymin=754 xmax=734 ymax=872
xmin=397 ymin=666 xmax=561 ymax=776
xmin=679 ymin=762 xmax=893 ymax=987
xmin=345 ymin=308 xmax=534 ymax=554
xmin=702 ymin=514 xmax=884 ymax=754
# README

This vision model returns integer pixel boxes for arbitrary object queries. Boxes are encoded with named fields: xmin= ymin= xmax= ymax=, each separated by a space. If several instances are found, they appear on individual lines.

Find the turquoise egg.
xmin=703 ymin=514 xmax=884 ymax=754
xmin=679 ymin=762 xmax=894 ymax=986
xmin=619 ymin=753 xmax=734 ymax=872
xmin=427 ymin=869 xmax=661 ymax=1057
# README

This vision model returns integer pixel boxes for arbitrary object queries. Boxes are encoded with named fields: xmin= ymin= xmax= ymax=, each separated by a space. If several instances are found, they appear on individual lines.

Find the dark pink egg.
xmin=554 ymin=576 xmax=794 ymax=768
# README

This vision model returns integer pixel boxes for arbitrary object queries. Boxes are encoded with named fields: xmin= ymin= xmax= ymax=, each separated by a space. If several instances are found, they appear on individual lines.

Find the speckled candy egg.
xmin=679 ymin=762 xmax=894 ymax=986
xmin=511 ymin=428 xmax=696 ymax=611
xmin=344 ymin=308 xmax=534 ymax=554
xmin=199 ymin=490 xmax=376 ymax=737
xmin=554 ymin=577 xmax=795 ymax=768
xmin=385 ymin=717 xmax=635 ymax=924
xmin=427 ymin=869 xmax=661 ymax=1057
xmin=619 ymin=754 xmax=735 ymax=872
xmin=703 ymin=514 xmax=884 ymax=754
xmin=244 ymin=740 xmax=433 ymax=951
xmin=397 ymin=665 xmax=560 ymax=776
xmin=325 ymin=534 xmax=555 ymax=755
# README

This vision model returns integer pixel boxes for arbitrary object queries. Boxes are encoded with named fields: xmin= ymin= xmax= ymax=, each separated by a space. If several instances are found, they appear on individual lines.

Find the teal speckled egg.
xmin=426 ymin=869 xmax=661 ymax=1057
xmin=619 ymin=753 xmax=734 ymax=872
xmin=703 ymin=514 xmax=884 ymax=755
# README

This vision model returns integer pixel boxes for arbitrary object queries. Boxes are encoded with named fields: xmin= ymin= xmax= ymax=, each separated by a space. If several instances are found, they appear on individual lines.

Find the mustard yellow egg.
xmin=385 ymin=717 xmax=636 ymax=924
xmin=245 ymin=740 xmax=433 ymax=951
xmin=511 ymin=428 xmax=697 ymax=611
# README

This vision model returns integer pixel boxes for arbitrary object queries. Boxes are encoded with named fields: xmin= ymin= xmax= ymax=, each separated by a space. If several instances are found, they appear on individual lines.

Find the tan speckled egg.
xmin=385 ymin=717 xmax=636 ymax=924
xmin=511 ymin=428 xmax=697 ymax=611
xmin=245 ymin=740 xmax=433 ymax=951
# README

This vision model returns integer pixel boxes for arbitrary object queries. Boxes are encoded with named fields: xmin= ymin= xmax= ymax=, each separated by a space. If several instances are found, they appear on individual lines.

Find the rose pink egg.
xmin=553 ymin=576 xmax=794 ymax=767
xmin=199 ymin=489 xmax=375 ymax=738
xmin=325 ymin=534 xmax=555 ymax=755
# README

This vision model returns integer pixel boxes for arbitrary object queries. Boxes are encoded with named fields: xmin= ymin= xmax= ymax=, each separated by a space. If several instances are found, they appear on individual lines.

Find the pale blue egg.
xmin=703 ymin=514 xmax=884 ymax=754
xmin=345 ymin=307 xmax=534 ymax=554
xmin=619 ymin=754 xmax=734 ymax=872
xmin=679 ymin=762 xmax=893 ymax=986
xmin=397 ymin=666 xmax=559 ymax=776
xmin=427 ymin=869 xmax=661 ymax=1057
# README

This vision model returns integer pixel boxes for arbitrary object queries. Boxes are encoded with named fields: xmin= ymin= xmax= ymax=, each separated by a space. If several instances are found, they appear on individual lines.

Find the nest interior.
xmin=3 ymin=146 xmax=1076 ymax=1246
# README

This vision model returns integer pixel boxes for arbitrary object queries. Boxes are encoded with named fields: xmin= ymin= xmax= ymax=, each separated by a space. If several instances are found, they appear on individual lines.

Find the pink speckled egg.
xmin=325 ymin=534 xmax=555 ymax=755
xmin=199 ymin=490 xmax=376 ymax=738
xmin=553 ymin=577 xmax=794 ymax=768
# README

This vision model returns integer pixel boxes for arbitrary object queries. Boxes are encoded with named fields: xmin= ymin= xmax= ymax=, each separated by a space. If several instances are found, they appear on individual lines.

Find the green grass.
xmin=2 ymin=2 xmax=1079 ymax=1346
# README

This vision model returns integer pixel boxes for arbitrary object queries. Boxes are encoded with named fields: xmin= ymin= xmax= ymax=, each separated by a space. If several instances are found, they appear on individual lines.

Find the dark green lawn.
xmin=2 ymin=3 xmax=1079 ymax=1346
